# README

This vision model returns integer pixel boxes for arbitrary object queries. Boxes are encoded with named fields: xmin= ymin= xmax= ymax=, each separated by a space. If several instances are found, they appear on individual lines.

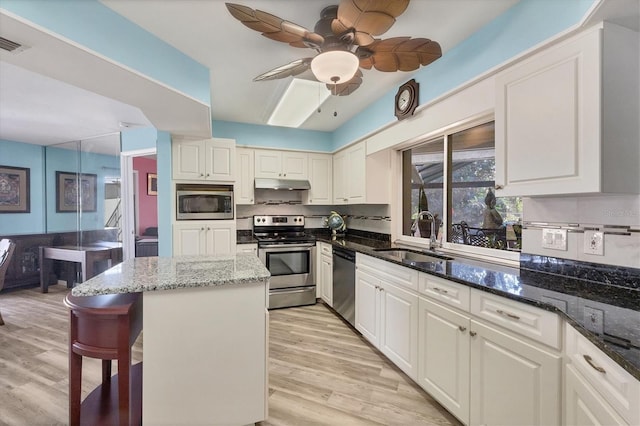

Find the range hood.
xmin=254 ymin=178 xmax=311 ymax=190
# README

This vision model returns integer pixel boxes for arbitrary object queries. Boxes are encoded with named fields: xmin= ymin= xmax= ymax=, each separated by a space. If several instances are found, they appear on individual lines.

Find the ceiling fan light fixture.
xmin=310 ymin=50 xmax=359 ymax=85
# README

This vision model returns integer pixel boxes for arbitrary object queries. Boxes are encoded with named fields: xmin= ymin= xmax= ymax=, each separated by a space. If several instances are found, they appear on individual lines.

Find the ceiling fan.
xmin=226 ymin=0 xmax=442 ymax=96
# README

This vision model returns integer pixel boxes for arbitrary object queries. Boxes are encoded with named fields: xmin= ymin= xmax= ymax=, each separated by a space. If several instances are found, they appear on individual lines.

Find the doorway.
xmin=121 ymin=148 xmax=157 ymax=260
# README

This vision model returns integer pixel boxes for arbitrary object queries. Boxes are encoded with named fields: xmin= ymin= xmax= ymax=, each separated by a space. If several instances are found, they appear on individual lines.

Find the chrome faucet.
xmin=417 ymin=210 xmax=438 ymax=249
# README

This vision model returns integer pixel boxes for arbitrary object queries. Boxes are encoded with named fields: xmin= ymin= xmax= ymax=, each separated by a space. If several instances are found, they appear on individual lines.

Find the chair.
xmin=0 ymin=239 xmax=17 ymax=326
xmin=450 ymin=222 xmax=471 ymax=245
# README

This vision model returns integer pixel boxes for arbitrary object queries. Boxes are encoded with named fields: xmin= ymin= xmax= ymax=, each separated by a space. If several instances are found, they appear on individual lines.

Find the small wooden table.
xmin=40 ymin=243 xmax=122 ymax=293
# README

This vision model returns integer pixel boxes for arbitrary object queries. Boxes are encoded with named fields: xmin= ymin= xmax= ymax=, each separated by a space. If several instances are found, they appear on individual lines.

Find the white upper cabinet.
xmin=305 ymin=153 xmax=332 ymax=205
xmin=495 ymin=23 xmax=639 ymax=196
xmin=173 ymin=138 xmax=236 ymax=182
xmin=235 ymin=147 xmax=255 ymax=205
xmin=254 ymin=149 xmax=308 ymax=179
xmin=333 ymin=141 xmax=391 ymax=205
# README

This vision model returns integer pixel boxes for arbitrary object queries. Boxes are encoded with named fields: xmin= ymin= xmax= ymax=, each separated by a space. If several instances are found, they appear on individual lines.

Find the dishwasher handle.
xmin=333 ymin=247 xmax=355 ymax=263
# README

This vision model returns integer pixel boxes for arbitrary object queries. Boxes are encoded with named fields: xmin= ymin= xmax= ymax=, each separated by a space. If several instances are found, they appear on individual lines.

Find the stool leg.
xmin=102 ymin=359 xmax=112 ymax=385
xmin=117 ymin=316 xmax=132 ymax=426
xmin=69 ymin=313 xmax=82 ymax=426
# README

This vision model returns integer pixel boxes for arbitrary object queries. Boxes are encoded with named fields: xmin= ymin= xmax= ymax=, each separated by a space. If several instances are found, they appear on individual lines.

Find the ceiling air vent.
xmin=0 ymin=36 xmax=26 ymax=53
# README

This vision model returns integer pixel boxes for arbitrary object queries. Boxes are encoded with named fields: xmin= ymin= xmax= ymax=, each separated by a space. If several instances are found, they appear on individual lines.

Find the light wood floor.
xmin=0 ymin=285 xmax=459 ymax=425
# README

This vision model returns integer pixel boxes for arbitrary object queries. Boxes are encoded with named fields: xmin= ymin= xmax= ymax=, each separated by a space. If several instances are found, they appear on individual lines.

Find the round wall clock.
xmin=394 ymin=79 xmax=419 ymax=120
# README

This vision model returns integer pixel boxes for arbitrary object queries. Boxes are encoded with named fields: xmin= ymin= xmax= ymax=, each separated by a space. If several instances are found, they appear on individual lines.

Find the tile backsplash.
xmin=236 ymin=189 xmax=390 ymax=235
xmin=522 ymin=195 xmax=640 ymax=268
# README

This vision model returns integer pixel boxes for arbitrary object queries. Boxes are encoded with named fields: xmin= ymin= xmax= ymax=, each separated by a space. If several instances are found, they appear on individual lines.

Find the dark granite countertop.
xmin=315 ymin=233 xmax=640 ymax=381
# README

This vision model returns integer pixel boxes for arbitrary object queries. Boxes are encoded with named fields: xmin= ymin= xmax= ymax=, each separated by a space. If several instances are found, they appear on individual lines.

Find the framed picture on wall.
xmin=147 ymin=173 xmax=158 ymax=195
xmin=56 ymin=171 xmax=97 ymax=212
xmin=0 ymin=165 xmax=31 ymax=213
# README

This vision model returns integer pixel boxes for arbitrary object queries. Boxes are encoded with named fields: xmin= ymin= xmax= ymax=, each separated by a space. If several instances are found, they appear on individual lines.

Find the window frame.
xmin=393 ymin=115 xmax=520 ymax=267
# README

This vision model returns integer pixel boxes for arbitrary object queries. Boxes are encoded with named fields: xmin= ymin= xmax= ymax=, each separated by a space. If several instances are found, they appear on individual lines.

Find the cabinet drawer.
xmin=318 ymin=242 xmax=332 ymax=256
xmin=419 ymin=273 xmax=470 ymax=312
xmin=470 ymin=289 xmax=561 ymax=349
xmin=357 ymin=254 xmax=418 ymax=292
xmin=565 ymin=323 xmax=639 ymax=425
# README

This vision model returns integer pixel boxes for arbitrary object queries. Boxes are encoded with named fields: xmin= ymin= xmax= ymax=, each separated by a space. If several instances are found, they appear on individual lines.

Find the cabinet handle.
xmin=200 ymin=173 xmax=204 ymax=177
xmin=279 ymin=173 xmax=282 ymax=177
xmin=283 ymin=173 xmax=286 ymax=177
xmin=206 ymin=173 xmax=210 ymax=177
xmin=200 ymin=227 xmax=205 ymax=231
xmin=250 ymin=199 xmax=253 ymax=202
xmin=470 ymin=331 xmax=477 ymax=337
xmin=496 ymin=309 xmax=520 ymax=320
xmin=583 ymin=355 xmax=606 ymax=374
xmin=433 ymin=286 xmax=449 ymax=294
xmin=207 ymin=227 xmax=211 ymax=231
xmin=495 ymin=184 xmax=504 ymax=190
xmin=344 ymin=198 xmax=348 ymax=202
xmin=459 ymin=326 xmax=466 ymax=332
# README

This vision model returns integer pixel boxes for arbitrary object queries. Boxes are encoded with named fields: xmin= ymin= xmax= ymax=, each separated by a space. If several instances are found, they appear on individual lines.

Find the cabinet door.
xmin=355 ymin=268 xmax=380 ymax=347
xmin=205 ymin=138 xmax=235 ymax=181
xmin=173 ymin=140 xmax=206 ymax=180
xmin=281 ymin=152 xmax=307 ymax=179
xmin=254 ymin=150 xmax=282 ymax=178
xmin=495 ymin=27 xmax=601 ymax=196
xmin=173 ymin=223 xmax=206 ymax=255
xmin=204 ymin=222 xmax=236 ymax=255
xmin=235 ymin=148 xmax=255 ymax=204
xmin=306 ymin=153 xmax=332 ymax=205
xmin=565 ymin=364 xmax=626 ymax=426
xmin=333 ymin=151 xmax=348 ymax=204
xmin=379 ymin=280 xmax=419 ymax=380
xmin=320 ymin=254 xmax=333 ymax=306
xmin=469 ymin=320 xmax=561 ymax=426
xmin=347 ymin=142 xmax=366 ymax=203
xmin=418 ymin=297 xmax=470 ymax=424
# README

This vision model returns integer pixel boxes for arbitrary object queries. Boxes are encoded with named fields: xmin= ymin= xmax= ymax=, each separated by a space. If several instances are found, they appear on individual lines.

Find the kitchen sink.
xmin=373 ymin=248 xmax=453 ymax=262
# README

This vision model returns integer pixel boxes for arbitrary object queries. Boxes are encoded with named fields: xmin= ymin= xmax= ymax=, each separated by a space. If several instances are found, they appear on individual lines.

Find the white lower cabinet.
xmin=356 ymin=260 xmax=419 ymax=381
xmin=317 ymin=242 xmax=333 ymax=306
xmin=418 ymin=297 xmax=470 ymax=424
xmin=469 ymin=319 xmax=561 ymax=426
xmin=564 ymin=323 xmax=639 ymax=425
xmin=173 ymin=221 xmax=236 ymax=256
xmin=565 ymin=364 xmax=627 ymax=426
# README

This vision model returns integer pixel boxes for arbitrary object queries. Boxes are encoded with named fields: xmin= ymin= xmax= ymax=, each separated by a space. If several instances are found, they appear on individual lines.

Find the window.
xmin=402 ymin=121 xmax=522 ymax=252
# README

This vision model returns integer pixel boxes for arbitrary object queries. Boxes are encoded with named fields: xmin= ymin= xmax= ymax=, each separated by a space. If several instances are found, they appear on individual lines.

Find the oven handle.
xmin=259 ymin=243 xmax=316 ymax=249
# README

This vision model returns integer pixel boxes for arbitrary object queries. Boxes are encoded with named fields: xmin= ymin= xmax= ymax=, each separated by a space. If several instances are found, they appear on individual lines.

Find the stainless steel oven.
xmin=254 ymin=215 xmax=316 ymax=309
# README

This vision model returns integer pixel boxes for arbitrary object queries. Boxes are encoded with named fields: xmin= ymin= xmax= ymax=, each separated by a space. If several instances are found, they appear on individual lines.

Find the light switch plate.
xmin=541 ymin=228 xmax=567 ymax=251
xmin=583 ymin=230 xmax=604 ymax=256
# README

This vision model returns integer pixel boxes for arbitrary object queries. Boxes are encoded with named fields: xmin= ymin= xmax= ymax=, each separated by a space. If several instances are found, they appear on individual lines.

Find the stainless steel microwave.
xmin=176 ymin=184 xmax=233 ymax=220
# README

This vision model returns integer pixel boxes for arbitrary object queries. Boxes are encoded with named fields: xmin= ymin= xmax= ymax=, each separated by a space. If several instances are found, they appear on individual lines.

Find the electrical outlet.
xmin=541 ymin=228 xmax=567 ymax=251
xmin=583 ymin=306 xmax=604 ymax=335
xmin=583 ymin=230 xmax=604 ymax=256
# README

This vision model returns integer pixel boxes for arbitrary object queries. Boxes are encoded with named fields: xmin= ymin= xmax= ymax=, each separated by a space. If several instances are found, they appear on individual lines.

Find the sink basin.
xmin=374 ymin=248 xmax=453 ymax=262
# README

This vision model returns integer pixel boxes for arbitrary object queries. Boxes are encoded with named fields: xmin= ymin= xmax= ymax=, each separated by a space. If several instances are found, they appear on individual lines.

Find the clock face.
xmin=398 ymin=89 xmax=411 ymax=111
xmin=395 ymin=79 xmax=418 ymax=120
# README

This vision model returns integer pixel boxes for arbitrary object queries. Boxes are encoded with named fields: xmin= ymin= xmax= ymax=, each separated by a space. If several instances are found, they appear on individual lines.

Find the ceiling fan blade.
xmin=325 ymin=69 xmax=363 ymax=96
xmin=357 ymin=37 xmax=442 ymax=72
xmin=332 ymin=0 xmax=410 ymax=44
xmin=253 ymin=58 xmax=312 ymax=82
xmin=226 ymin=3 xmax=324 ymax=48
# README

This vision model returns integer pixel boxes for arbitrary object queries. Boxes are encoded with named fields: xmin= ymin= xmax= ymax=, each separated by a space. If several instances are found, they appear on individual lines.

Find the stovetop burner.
xmin=253 ymin=215 xmax=316 ymax=244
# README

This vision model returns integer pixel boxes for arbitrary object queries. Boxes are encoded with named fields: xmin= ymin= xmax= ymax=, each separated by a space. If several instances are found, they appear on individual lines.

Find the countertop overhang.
xmin=71 ymin=254 xmax=270 ymax=297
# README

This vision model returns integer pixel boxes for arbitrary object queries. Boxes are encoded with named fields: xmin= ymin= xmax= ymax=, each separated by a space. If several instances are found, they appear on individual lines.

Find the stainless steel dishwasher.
xmin=332 ymin=246 xmax=356 ymax=327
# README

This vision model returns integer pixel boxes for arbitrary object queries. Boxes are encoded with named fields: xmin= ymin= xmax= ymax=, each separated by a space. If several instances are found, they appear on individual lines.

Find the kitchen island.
xmin=71 ymin=254 xmax=270 ymax=426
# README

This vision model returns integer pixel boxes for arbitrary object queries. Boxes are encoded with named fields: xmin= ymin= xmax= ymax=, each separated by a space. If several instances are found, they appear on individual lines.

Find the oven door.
xmin=259 ymin=243 xmax=315 ymax=289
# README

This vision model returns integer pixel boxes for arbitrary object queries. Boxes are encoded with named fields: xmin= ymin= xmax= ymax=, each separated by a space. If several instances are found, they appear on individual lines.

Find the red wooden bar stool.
xmin=64 ymin=292 xmax=143 ymax=426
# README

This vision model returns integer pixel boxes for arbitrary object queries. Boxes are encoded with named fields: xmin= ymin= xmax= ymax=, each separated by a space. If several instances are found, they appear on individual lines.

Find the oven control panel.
xmin=254 ymin=215 xmax=305 ymax=226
